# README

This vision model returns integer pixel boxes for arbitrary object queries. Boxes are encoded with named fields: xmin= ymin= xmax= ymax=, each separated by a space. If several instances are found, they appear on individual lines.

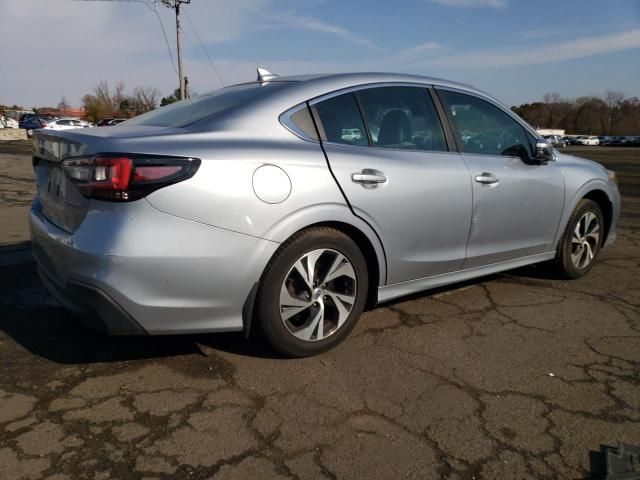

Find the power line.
xmin=180 ymin=25 xmax=220 ymax=90
xmin=145 ymin=2 xmax=179 ymax=76
xmin=183 ymin=9 xmax=225 ymax=87
xmin=160 ymin=0 xmax=190 ymax=100
xmin=59 ymin=0 xmax=179 ymax=77
xmin=63 ymin=0 xmax=157 ymax=3
xmin=179 ymin=25 xmax=204 ymax=91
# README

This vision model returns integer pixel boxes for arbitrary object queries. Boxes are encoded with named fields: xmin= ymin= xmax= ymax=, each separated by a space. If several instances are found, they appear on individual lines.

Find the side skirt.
xmin=377 ymin=251 xmax=556 ymax=304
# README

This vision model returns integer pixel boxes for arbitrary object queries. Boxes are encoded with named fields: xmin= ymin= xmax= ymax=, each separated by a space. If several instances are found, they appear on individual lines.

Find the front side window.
xmin=314 ymin=94 xmax=368 ymax=146
xmin=356 ymin=87 xmax=447 ymax=152
xmin=439 ymin=90 xmax=533 ymax=158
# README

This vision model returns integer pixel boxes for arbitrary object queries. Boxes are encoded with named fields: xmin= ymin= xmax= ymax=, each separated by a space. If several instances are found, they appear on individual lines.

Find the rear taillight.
xmin=62 ymin=154 xmax=200 ymax=201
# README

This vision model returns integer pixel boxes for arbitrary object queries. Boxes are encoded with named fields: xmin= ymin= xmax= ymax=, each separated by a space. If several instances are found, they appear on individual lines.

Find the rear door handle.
xmin=351 ymin=169 xmax=387 ymax=186
xmin=474 ymin=172 xmax=499 ymax=185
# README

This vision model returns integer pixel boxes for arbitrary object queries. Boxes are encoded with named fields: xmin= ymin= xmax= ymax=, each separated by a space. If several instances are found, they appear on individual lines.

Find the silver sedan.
xmin=30 ymin=71 xmax=620 ymax=356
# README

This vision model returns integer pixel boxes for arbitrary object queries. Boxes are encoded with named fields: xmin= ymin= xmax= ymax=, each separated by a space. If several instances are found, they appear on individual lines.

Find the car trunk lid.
xmin=32 ymin=126 xmax=183 ymax=232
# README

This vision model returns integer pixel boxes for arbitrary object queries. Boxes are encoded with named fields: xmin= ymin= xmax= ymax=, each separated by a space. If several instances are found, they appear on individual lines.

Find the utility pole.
xmin=162 ymin=0 xmax=190 ymax=100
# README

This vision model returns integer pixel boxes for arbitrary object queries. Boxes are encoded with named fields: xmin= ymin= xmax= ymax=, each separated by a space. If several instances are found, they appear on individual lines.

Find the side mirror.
xmin=534 ymin=140 xmax=556 ymax=163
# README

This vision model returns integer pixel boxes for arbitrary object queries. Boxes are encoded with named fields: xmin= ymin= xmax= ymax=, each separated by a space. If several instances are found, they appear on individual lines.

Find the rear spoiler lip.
xmin=33 ymin=130 xmax=89 ymax=163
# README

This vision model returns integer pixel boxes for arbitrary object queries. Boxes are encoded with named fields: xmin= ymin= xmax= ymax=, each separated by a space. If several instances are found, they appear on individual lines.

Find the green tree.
xmin=160 ymin=87 xmax=181 ymax=107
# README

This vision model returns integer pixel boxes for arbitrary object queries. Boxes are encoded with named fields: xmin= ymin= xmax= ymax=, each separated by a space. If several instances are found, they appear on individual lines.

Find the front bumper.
xmin=30 ymin=198 xmax=279 ymax=335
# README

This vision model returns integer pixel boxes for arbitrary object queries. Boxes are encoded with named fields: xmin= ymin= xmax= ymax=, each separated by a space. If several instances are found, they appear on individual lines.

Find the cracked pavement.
xmin=1 ymin=144 xmax=639 ymax=479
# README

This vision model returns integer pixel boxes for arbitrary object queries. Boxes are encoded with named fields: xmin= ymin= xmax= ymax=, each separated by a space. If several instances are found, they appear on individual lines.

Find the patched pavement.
xmin=1 ymin=145 xmax=639 ymax=479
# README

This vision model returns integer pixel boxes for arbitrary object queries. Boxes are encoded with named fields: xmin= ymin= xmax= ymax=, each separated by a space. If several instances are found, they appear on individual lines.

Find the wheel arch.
xmin=554 ymin=178 xmax=616 ymax=250
xmin=243 ymin=217 xmax=386 ymax=337
xmin=305 ymin=220 xmax=381 ymax=310
xmin=582 ymin=189 xmax=613 ymax=245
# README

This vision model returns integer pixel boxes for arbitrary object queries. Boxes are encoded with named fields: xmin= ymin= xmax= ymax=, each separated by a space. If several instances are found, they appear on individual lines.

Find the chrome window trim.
xmin=280 ymin=80 xmax=540 ymax=153
xmin=308 ymin=82 xmax=459 ymax=155
xmin=435 ymin=85 xmax=542 ymax=140
xmin=280 ymin=82 xmax=436 ymax=143
xmin=308 ymin=81 xmax=435 ymax=106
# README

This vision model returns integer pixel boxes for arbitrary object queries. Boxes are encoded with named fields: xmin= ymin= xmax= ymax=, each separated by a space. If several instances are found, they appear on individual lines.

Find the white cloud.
xmin=423 ymin=29 xmax=640 ymax=68
xmin=258 ymin=12 xmax=383 ymax=52
xmin=1 ymin=0 xmax=637 ymax=108
xmin=399 ymin=42 xmax=444 ymax=57
xmin=0 ymin=0 xmax=382 ymax=106
xmin=515 ymin=29 xmax=560 ymax=40
xmin=426 ymin=0 xmax=508 ymax=8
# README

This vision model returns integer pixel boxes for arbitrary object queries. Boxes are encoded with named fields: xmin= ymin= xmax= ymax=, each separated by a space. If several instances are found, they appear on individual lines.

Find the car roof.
xmin=187 ymin=71 xmax=526 ymax=135
xmin=234 ymin=71 xmax=490 ymax=100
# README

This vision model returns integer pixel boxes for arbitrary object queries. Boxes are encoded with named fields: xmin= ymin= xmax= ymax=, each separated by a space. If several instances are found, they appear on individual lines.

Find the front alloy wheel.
xmin=256 ymin=227 xmax=368 ymax=357
xmin=570 ymin=211 xmax=600 ymax=269
xmin=554 ymin=199 xmax=604 ymax=279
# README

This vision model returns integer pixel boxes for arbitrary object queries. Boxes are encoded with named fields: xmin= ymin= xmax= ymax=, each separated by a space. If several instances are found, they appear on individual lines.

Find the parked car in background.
xmin=577 ymin=136 xmax=600 ymax=146
xmin=29 ymin=71 xmax=620 ymax=357
xmin=19 ymin=113 xmax=56 ymax=123
xmin=96 ymin=118 xmax=127 ymax=126
xmin=619 ymin=136 xmax=640 ymax=147
xmin=19 ymin=113 xmax=38 ymax=122
xmin=545 ymin=135 xmax=568 ymax=148
xmin=42 ymin=118 xmax=92 ymax=131
xmin=0 ymin=116 xmax=19 ymax=128
xmin=19 ymin=117 xmax=52 ymax=137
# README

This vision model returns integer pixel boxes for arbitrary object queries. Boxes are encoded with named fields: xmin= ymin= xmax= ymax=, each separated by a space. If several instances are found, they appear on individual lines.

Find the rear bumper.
xmin=29 ymin=198 xmax=279 ymax=335
xmin=37 ymin=265 xmax=147 ymax=335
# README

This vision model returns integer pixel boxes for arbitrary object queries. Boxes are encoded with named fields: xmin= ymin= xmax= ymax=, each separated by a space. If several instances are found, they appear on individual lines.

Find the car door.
xmin=437 ymin=89 xmax=565 ymax=268
xmin=311 ymin=86 xmax=472 ymax=284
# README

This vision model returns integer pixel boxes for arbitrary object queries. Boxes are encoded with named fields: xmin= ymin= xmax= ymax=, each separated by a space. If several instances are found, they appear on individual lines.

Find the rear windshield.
xmin=125 ymin=82 xmax=291 ymax=128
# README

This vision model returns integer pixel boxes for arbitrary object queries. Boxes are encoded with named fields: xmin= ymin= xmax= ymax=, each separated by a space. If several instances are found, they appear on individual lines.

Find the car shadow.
xmin=0 ymin=256 xmax=558 ymax=365
xmin=0 ymin=261 xmax=280 ymax=365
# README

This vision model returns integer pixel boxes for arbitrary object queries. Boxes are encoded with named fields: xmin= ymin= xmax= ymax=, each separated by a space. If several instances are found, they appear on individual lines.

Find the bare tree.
xmin=543 ymin=92 xmax=561 ymax=104
xmin=131 ymin=86 xmax=161 ymax=114
xmin=82 ymin=81 xmax=161 ymax=121
xmin=58 ymin=96 xmax=70 ymax=115
xmin=512 ymin=91 xmax=639 ymax=135
xmin=605 ymin=91 xmax=625 ymax=135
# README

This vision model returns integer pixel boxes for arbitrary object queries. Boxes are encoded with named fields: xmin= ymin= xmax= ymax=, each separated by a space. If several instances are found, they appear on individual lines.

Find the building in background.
xmin=537 ymin=129 xmax=566 ymax=136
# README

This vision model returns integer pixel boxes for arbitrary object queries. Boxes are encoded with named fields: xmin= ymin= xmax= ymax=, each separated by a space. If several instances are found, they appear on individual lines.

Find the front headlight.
xmin=607 ymin=170 xmax=618 ymax=185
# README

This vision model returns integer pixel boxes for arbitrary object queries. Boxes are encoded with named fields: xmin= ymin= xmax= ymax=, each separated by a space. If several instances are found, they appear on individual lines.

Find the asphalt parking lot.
xmin=1 ymin=142 xmax=639 ymax=479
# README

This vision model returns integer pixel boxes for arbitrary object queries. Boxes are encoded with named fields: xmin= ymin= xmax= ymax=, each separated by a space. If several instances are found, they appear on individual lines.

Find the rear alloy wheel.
xmin=256 ymin=228 xmax=368 ymax=357
xmin=26 ymin=129 xmax=33 ymax=137
xmin=554 ymin=199 xmax=603 ymax=278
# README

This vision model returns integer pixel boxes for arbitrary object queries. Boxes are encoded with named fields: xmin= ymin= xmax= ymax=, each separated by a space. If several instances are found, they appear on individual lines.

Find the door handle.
xmin=474 ymin=172 xmax=499 ymax=185
xmin=351 ymin=169 xmax=387 ymax=186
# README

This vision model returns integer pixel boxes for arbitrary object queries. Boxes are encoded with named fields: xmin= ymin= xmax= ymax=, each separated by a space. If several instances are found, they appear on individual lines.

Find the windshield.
xmin=125 ymin=82 xmax=291 ymax=128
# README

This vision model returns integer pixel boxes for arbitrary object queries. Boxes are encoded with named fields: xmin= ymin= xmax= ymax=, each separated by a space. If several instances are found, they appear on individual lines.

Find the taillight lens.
xmin=63 ymin=154 xmax=200 ymax=201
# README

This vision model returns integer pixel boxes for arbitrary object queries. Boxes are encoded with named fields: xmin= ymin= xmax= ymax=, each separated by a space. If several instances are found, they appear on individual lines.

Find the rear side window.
xmin=356 ymin=87 xmax=447 ymax=152
xmin=439 ymin=90 xmax=534 ymax=158
xmin=314 ymin=94 xmax=368 ymax=146
xmin=125 ymin=82 xmax=290 ymax=128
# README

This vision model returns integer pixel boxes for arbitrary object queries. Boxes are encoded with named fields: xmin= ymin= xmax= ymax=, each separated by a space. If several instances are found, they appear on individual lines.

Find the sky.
xmin=1 ymin=0 xmax=639 ymax=109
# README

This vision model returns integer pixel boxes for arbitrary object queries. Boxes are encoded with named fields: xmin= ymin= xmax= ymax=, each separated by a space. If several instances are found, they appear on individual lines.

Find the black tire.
xmin=553 ymin=199 xmax=604 ymax=279
xmin=256 ymin=227 xmax=368 ymax=357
